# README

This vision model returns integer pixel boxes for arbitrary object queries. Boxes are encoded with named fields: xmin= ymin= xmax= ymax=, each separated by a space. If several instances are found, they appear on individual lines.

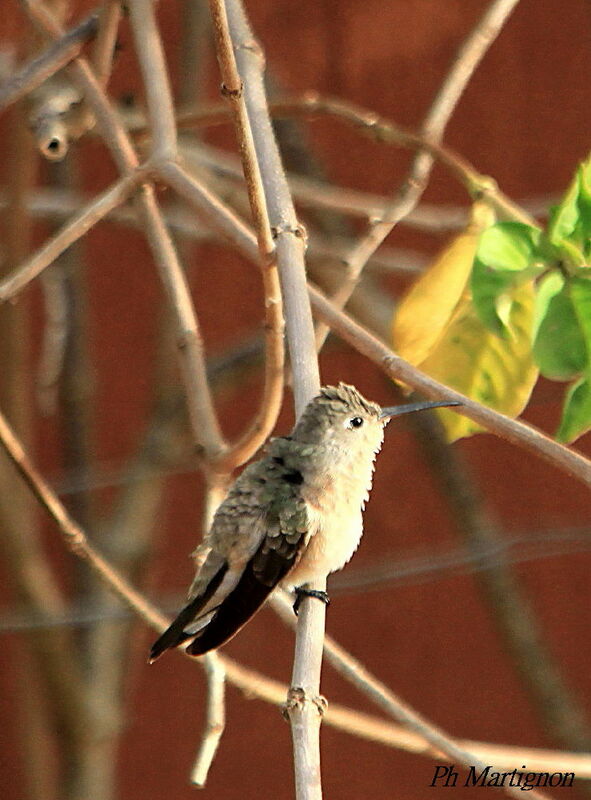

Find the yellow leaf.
xmin=418 ymin=282 xmax=538 ymax=441
xmin=392 ymin=201 xmax=495 ymax=365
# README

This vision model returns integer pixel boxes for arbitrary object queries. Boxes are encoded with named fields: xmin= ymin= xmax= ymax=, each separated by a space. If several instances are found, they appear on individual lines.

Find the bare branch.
xmin=190 ymin=652 xmax=227 ymax=788
xmin=136 ymin=184 xmax=227 ymax=458
xmin=157 ymin=159 xmax=258 ymax=258
xmin=128 ymin=0 xmax=177 ymax=160
xmin=0 ymin=12 xmax=98 ymax=112
xmin=91 ymin=0 xmax=121 ymax=86
xmin=0 ymin=170 xmax=145 ymax=301
xmin=270 ymin=590 xmax=551 ymax=800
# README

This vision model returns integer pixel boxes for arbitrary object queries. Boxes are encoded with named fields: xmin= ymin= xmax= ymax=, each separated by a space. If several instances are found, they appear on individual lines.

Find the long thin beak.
xmin=379 ymin=399 xmax=462 ymax=420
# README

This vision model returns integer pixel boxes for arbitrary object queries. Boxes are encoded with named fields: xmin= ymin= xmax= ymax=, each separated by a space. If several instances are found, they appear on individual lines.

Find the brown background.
xmin=2 ymin=1 xmax=591 ymax=798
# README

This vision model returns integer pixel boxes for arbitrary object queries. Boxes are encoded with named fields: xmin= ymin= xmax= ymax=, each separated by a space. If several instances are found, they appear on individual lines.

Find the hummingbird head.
xmin=292 ymin=383 xmax=460 ymax=466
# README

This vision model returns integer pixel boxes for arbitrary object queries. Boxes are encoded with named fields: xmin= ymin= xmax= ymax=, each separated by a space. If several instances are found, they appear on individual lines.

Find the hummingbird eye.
xmin=348 ymin=416 xmax=364 ymax=429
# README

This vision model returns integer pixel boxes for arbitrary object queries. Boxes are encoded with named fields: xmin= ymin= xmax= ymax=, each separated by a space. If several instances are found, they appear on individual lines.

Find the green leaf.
xmin=576 ymin=160 xmax=591 ymax=236
xmin=570 ymin=275 xmax=591 ymax=346
xmin=556 ymin=375 xmax=591 ymax=442
xmin=553 ymin=236 xmax=586 ymax=268
xmin=476 ymin=222 xmax=541 ymax=272
xmin=548 ymin=170 xmax=581 ymax=246
xmin=472 ymin=256 xmax=544 ymax=337
xmin=533 ymin=273 xmax=587 ymax=380
xmin=471 ymin=258 xmax=517 ymax=336
xmin=418 ymin=283 xmax=537 ymax=441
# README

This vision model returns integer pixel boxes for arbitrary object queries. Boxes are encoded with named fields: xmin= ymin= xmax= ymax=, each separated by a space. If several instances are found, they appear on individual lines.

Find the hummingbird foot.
xmin=293 ymin=587 xmax=331 ymax=615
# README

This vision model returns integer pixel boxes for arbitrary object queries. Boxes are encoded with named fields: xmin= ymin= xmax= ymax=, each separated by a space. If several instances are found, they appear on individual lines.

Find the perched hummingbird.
xmin=149 ymin=383 xmax=458 ymax=661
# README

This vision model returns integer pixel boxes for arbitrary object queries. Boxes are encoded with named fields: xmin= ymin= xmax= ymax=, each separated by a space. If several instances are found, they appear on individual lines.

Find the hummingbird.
xmin=149 ymin=383 xmax=458 ymax=661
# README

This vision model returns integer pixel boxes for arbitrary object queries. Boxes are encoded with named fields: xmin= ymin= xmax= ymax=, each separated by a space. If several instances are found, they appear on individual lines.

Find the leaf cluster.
xmin=472 ymin=157 xmax=591 ymax=442
xmin=392 ymin=201 xmax=538 ymax=441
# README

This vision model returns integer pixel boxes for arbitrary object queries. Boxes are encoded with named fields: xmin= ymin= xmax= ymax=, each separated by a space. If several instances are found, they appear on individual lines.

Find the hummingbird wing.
xmin=185 ymin=469 xmax=311 ymax=655
xmin=149 ymin=454 xmax=311 ymax=661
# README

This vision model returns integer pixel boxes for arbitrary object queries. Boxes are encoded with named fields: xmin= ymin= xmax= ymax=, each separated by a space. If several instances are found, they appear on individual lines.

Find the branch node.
xmin=271 ymin=222 xmax=308 ymax=246
xmin=282 ymin=686 xmax=305 ymax=719
xmin=220 ymin=80 xmax=243 ymax=99
xmin=282 ymin=687 xmax=328 ymax=721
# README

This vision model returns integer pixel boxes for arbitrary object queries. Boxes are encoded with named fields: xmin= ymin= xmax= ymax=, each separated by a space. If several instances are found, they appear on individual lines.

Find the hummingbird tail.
xmin=148 ymin=562 xmax=228 ymax=663
xmin=185 ymin=563 xmax=274 ymax=656
xmin=186 ymin=530 xmax=306 ymax=655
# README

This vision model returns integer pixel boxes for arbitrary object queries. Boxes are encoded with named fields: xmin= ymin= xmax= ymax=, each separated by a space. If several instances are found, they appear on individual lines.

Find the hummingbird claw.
xmin=293 ymin=587 xmax=331 ymax=615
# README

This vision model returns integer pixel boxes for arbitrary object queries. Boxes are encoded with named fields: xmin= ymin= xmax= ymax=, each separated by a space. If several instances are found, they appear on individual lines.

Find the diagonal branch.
xmin=0 ymin=169 xmax=146 ymax=301
xmin=0 ymin=11 xmax=98 ymax=112
xmin=155 ymin=96 xmax=534 ymax=225
xmin=307 ymin=283 xmax=591 ymax=486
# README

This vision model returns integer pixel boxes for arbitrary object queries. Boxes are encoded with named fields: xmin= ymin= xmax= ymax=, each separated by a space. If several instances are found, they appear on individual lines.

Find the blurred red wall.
xmin=2 ymin=2 xmax=591 ymax=798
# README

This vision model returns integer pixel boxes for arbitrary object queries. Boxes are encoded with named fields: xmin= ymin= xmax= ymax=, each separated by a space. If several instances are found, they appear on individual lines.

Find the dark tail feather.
xmin=149 ymin=562 xmax=228 ymax=663
xmin=185 ymin=564 xmax=273 ymax=656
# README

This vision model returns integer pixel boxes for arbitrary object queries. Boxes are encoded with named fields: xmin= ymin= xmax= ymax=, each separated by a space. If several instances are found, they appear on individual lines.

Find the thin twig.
xmin=91 ymin=0 xmax=121 ymax=86
xmin=190 ymin=652 xmax=227 ymax=787
xmin=0 ymin=169 xmax=146 ymax=301
xmin=156 ymin=159 xmax=259 ymax=259
xmin=137 ymin=183 xmax=227 ymax=458
xmin=182 ymin=139 xmax=458 ymax=229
